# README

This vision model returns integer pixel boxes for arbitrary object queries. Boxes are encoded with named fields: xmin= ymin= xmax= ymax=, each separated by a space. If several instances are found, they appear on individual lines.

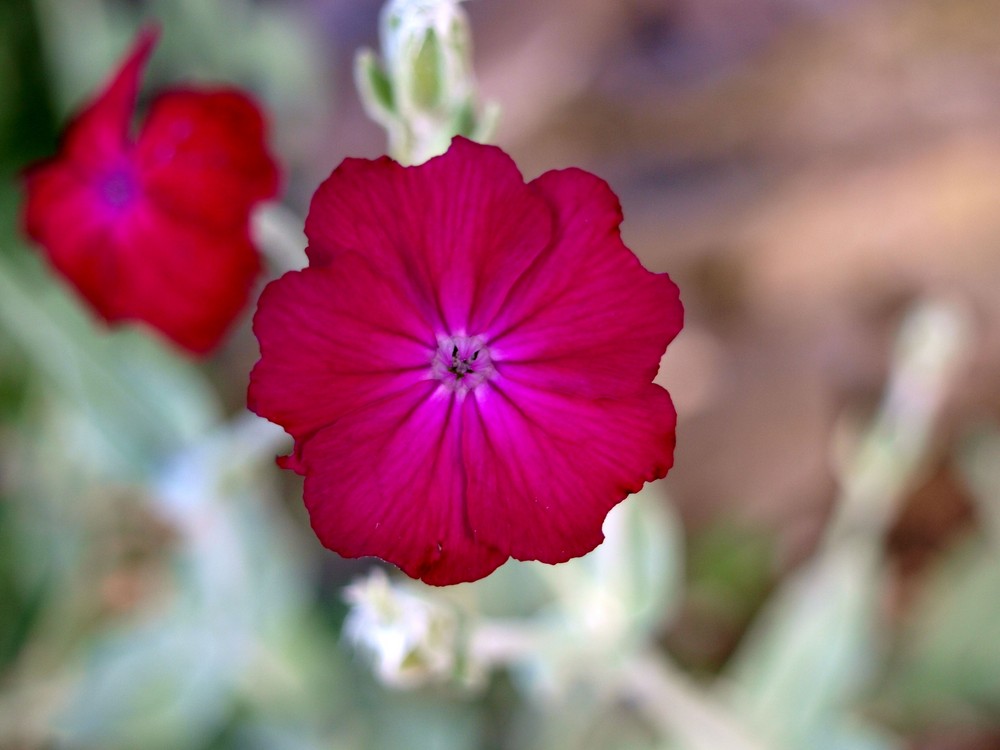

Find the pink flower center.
xmin=99 ymin=168 xmax=139 ymax=210
xmin=431 ymin=334 xmax=495 ymax=395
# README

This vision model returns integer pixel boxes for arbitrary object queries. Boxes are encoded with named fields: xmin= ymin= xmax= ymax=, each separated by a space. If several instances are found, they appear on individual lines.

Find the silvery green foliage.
xmin=880 ymin=431 xmax=1000 ymax=720
xmin=720 ymin=301 xmax=969 ymax=750
xmin=356 ymin=0 xmax=498 ymax=164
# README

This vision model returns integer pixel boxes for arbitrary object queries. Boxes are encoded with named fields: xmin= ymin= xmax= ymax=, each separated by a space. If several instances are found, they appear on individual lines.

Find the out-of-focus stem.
xmin=467 ymin=620 xmax=552 ymax=667
xmin=621 ymin=652 xmax=771 ymax=750
xmin=825 ymin=299 xmax=971 ymax=547
xmin=252 ymin=202 xmax=307 ymax=274
xmin=468 ymin=620 xmax=771 ymax=750
xmin=717 ymin=299 xmax=971 ymax=750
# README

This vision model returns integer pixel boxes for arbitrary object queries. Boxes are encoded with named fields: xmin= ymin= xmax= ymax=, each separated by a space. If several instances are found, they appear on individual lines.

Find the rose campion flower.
xmin=249 ymin=137 xmax=682 ymax=585
xmin=22 ymin=28 xmax=279 ymax=354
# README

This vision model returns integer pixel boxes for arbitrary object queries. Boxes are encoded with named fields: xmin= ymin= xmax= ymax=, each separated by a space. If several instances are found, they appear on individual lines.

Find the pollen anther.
xmin=432 ymin=334 xmax=494 ymax=393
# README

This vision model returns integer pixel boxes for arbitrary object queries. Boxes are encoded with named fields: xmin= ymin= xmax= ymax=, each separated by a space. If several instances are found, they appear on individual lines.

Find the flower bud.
xmin=356 ymin=0 xmax=497 ymax=164
xmin=342 ymin=569 xmax=459 ymax=688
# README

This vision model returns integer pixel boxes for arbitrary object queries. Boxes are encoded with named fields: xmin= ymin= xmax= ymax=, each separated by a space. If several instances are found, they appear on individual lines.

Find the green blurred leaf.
xmin=596 ymin=485 xmax=685 ymax=636
xmin=958 ymin=428 xmax=1000 ymax=544
xmin=222 ymin=720 xmax=357 ymax=750
xmin=688 ymin=524 xmax=773 ymax=609
xmin=514 ymin=691 xmax=659 ymax=750
xmin=57 ymin=418 xmax=319 ymax=749
xmin=0 ymin=494 xmax=48 ymax=670
xmin=0 ymin=327 xmax=30 ymax=422
xmin=686 ymin=522 xmax=774 ymax=627
xmin=0 ymin=241 xmax=221 ymax=477
xmin=458 ymin=483 xmax=683 ymax=652
xmin=877 ymin=428 xmax=1000 ymax=722
xmin=452 ymin=99 xmax=477 ymax=138
xmin=0 ymin=0 xmax=58 ymax=172
xmin=722 ymin=542 xmax=884 ymax=748
xmin=367 ymin=689 xmax=483 ymax=750
xmin=57 ymin=618 xmax=241 ymax=750
xmin=355 ymin=49 xmax=397 ymax=127
xmin=411 ymin=30 xmax=443 ymax=110
xmin=544 ymin=483 xmax=683 ymax=640
xmin=809 ymin=719 xmax=901 ymax=750
xmin=881 ymin=537 xmax=1000 ymax=722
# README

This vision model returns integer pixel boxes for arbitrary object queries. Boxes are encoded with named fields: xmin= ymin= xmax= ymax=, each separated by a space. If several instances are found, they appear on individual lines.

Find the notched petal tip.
xmin=413 ymin=547 xmax=509 ymax=587
xmin=437 ymin=135 xmax=521 ymax=171
xmin=304 ymin=155 xmax=404 ymax=266
xmin=63 ymin=26 xmax=161 ymax=157
xmin=103 ymin=25 xmax=160 ymax=107
xmin=129 ymin=25 xmax=162 ymax=67
xmin=276 ymin=451 xmax=306 ymax=475
xmin=304 ymin=138 xmax=536 ymax=272
xmin=530 ymin=166 xmax=625 ymax=231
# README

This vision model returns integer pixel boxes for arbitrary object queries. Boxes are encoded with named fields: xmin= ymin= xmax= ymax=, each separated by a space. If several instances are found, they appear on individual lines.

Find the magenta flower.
xmin=249 ymin=138 xmax=682 ymax=585
xmin=22 ymin=28 xmax=279 ymax=354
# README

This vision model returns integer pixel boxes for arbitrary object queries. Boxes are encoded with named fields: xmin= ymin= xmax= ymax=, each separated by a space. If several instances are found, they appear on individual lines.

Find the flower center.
xmin=99 ymin=168 xmax=139 ymax=210
xmin=431 ymin=334 xmax=495 ymax=395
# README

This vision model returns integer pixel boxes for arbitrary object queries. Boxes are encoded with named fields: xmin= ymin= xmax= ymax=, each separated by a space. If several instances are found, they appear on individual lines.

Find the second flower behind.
xmin=22 ymin=28 xmax=279 ymax=355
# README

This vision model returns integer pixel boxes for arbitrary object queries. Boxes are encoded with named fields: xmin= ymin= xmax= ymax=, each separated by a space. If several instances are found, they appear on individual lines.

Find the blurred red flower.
xmin=249 ymin=137 xmax=682 ymax=585
xmin=22 ymin=28 xmax=279 ymax=354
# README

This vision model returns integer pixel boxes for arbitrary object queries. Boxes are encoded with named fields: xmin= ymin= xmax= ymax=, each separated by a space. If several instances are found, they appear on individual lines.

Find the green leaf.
xmin=58 ymin=421 xmax=318 ymax=749
xmin=354 ymin=48 xmax=396 ymax=126
xmin=881 ymin=537 xmax=1000 ymax=722
xmin=0 ymin=245 xmax=220 ymax=477
xmin=533 ymin=483 xmax=683 ymax=648
xmin=411 ymin=30 xmax=443 ymax=109
xmin=809 ymin=719 xmax=901 ymax=750
xmin=721 ymin=542 xmax=884 ymax=748
xmin=57 ymin=618 xmax=240 ymax=750
xmin=367 ymin=689 xmax=482 ymax=750
xmin=958 ymin=428 xmax=1000 ymax=544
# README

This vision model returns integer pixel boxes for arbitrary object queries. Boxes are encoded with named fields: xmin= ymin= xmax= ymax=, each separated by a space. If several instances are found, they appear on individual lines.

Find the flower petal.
xmin=22 ymin=162 xmax=127 ymax=315
xmin=248 ymin=254 xmax=438 ymax=447
xmin=300 ymin=383 xmax=508 ymax=585
xmin=304 ymin=137 xmax=553 ymax=334
xmin=92 ymin=205 xmax=259 ymax=353
xmin=137 ymin=89 xmax=279 ymax=229
xmin=462 ymin=381 xmax=676 ymax=563
xmin=63 ymin=27 xmax=158 ymax=168
xmin=489 ymin=168 xmax=683 ymax=399
xmin=23 ymin=161 xmax=257 ymax=353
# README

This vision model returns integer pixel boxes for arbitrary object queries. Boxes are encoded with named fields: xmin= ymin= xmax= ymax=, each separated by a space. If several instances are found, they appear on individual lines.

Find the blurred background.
xmin=2 ymin=0 xmax=1000 ymax=748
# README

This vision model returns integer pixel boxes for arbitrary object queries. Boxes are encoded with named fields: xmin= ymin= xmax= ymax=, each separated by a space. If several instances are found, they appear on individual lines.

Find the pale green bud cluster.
xmin=355 ymin=0 xmax=498 ymax=164
xmin=342 ymin=569 xmax=461 ymax=688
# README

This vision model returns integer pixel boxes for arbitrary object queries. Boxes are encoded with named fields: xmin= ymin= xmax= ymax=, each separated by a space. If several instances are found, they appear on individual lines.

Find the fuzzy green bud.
xmin=356 ymin=0 xmax=498 ymax=164
xmin=342 ymin=569 xmax=460 ymax=688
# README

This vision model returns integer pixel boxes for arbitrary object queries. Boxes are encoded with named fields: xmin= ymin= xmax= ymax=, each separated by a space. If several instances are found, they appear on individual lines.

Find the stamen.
xmin=431 ymin=334 xmax=496 ymax=395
